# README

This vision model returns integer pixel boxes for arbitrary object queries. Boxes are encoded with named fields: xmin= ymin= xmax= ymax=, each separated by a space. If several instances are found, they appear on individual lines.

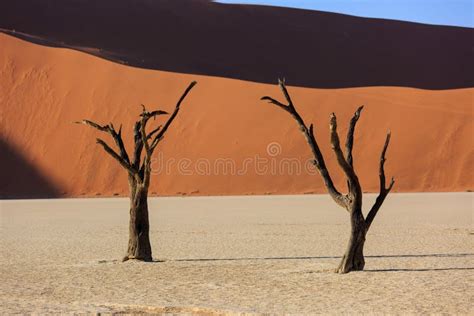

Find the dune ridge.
xmin=1 ymin=33 xmax=472 ymax=198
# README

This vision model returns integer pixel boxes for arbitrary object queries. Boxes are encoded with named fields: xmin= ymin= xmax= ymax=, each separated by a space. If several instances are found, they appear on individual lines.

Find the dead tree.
xmin=261 ymin=79 xmax=394 ymax=273
xmin=76 ymin=81 xmax=197 ymax=262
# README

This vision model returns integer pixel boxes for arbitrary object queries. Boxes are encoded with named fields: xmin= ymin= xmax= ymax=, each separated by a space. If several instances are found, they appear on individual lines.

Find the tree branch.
xmin=260 ymin=96 xmax=289 ymax=112
xmin=132 ymin=108 xmax=168 ymax=168
xmin=132 ymin=121 xmax=144 ymax=169
xmin=76 ymin=82 xmax=196 ymax=183
xmin=110 ymin=123 xmax=130 ymax=164
xmin=140 ymin=106 xmax=169 ymax=121
xmin=345 ymin=106 xmax=364 ymax=167
xmin=261 ymin=79 xmax=346 ymax=208
xmin=365 ymin=131 xmax=395 ymax=229
xmin=149 ymin=135 xmax=163 ymax=153
xmin=329 ymin=113 xmax=360 ymax=193
xmin=147 ymin=125 xmax=162 ymax=140
xmin=139 ymin=113 xmax=152 ymax=186
xmin=76 ymin=119 xmax=133 ymax=168
xmin=151 ymin=81 xmax=197 ymax=148
xmin=277 ymin=78 xmax=295 ymax=109
xmin=96 ymin=138 xmax=136 ymax=175
xmin=343 ymin=106 xmax=363 ymax=193
xmin=140 ymin=119 xmax=150 ymax=154
xmin=76 ymin=119 xmax=108 ymax=132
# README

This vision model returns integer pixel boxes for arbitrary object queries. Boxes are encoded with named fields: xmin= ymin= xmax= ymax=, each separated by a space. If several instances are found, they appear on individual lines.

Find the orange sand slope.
xmin=0 ymin=33 xmax=473 ymax=198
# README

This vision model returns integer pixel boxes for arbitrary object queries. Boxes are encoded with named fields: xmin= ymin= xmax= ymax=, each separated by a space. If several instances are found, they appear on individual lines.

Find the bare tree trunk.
xmin=336 ymin=209 xmax=367 ymax=273
xmin=124 ymin=179 xmax=152 ymax=262
xmin=77 ymin=81 xmax=196 ymax=262
xmin=262 ymin=79 xmax=394 ymax=274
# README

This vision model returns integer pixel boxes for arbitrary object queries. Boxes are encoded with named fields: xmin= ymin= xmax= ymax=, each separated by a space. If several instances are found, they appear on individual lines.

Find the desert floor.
xmin=1 ymin=193 xmax=473 ymax=314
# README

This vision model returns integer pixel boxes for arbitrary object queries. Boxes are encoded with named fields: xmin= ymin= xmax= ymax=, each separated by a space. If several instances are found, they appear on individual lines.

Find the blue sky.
xmin=216 ymin=0 xmax=473 ymax=28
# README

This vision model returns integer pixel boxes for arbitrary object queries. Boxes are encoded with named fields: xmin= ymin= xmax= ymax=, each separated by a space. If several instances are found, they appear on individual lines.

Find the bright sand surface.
xmin=1 ymin=193 xmax=472 ymax=314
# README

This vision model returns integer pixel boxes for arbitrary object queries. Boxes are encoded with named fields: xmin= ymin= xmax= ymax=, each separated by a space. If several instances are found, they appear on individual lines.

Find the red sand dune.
xmin=1 ymin=33 xmax=472 ymax=198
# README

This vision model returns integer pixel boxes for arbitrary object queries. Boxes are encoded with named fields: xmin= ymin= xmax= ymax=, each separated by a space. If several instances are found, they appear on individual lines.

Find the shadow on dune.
xmin=0 ymin=137 xmax=61 ymax=199
xmin=0 ymin=0 xmax=473 ymax=90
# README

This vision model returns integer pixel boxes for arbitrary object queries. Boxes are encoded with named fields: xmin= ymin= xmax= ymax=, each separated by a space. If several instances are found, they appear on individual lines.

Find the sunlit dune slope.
xmin=0 ymin=33 xmax=472 ymax=197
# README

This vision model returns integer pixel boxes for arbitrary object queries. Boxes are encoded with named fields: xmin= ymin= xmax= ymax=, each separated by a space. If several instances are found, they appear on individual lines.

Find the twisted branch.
xmin=95 ymin=138 xmax=136 ymax=175
xmin=76 ymin=120 xmax=134 ymax=173
xmin=329 ymin=113 xmax=360 ymax=195
xmin=343 ymin=106 xmax=363 ymax=193
xmin=150 ymin=81 xmax=197 ymax=151
xmin=345 ymin=106 xmax=364 ymax=167
xmin=76 ymin=81 xmax=197 ymax=185
xmin=147 ymin=125 xmax=162 ymax=140
xmin=365 ymin=131 xmax=395 ymax=229
xmin=261 ymin=79 xmax=346 ymax=208
xmin=132 ymin=110 xmax=168 ymax=168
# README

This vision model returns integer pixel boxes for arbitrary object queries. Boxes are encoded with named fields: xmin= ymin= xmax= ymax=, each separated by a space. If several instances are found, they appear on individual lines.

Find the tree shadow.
xmin=173 ymin=256 xmax=339 ymax=262
xmin=365 ymin=267 xmax=474 ymax=272
xmin=169 ymin=253 xmax=474 ymax=262
xmin=0 ymin=0 xmax=472 ymax=90
xmin=165 ymin=253 xmax=474 ymax=273
xmin=366 ymin=253 xmax=473 ymax=259
xmin=0 ymin=137 xmax=61 ymax=199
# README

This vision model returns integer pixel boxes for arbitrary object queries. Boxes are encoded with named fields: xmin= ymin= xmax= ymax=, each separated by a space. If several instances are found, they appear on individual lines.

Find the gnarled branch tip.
xmin=355 ymin=105 xmax=364 ymax=118
xmin=329 ymin=113 xmax=337 ymax=128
